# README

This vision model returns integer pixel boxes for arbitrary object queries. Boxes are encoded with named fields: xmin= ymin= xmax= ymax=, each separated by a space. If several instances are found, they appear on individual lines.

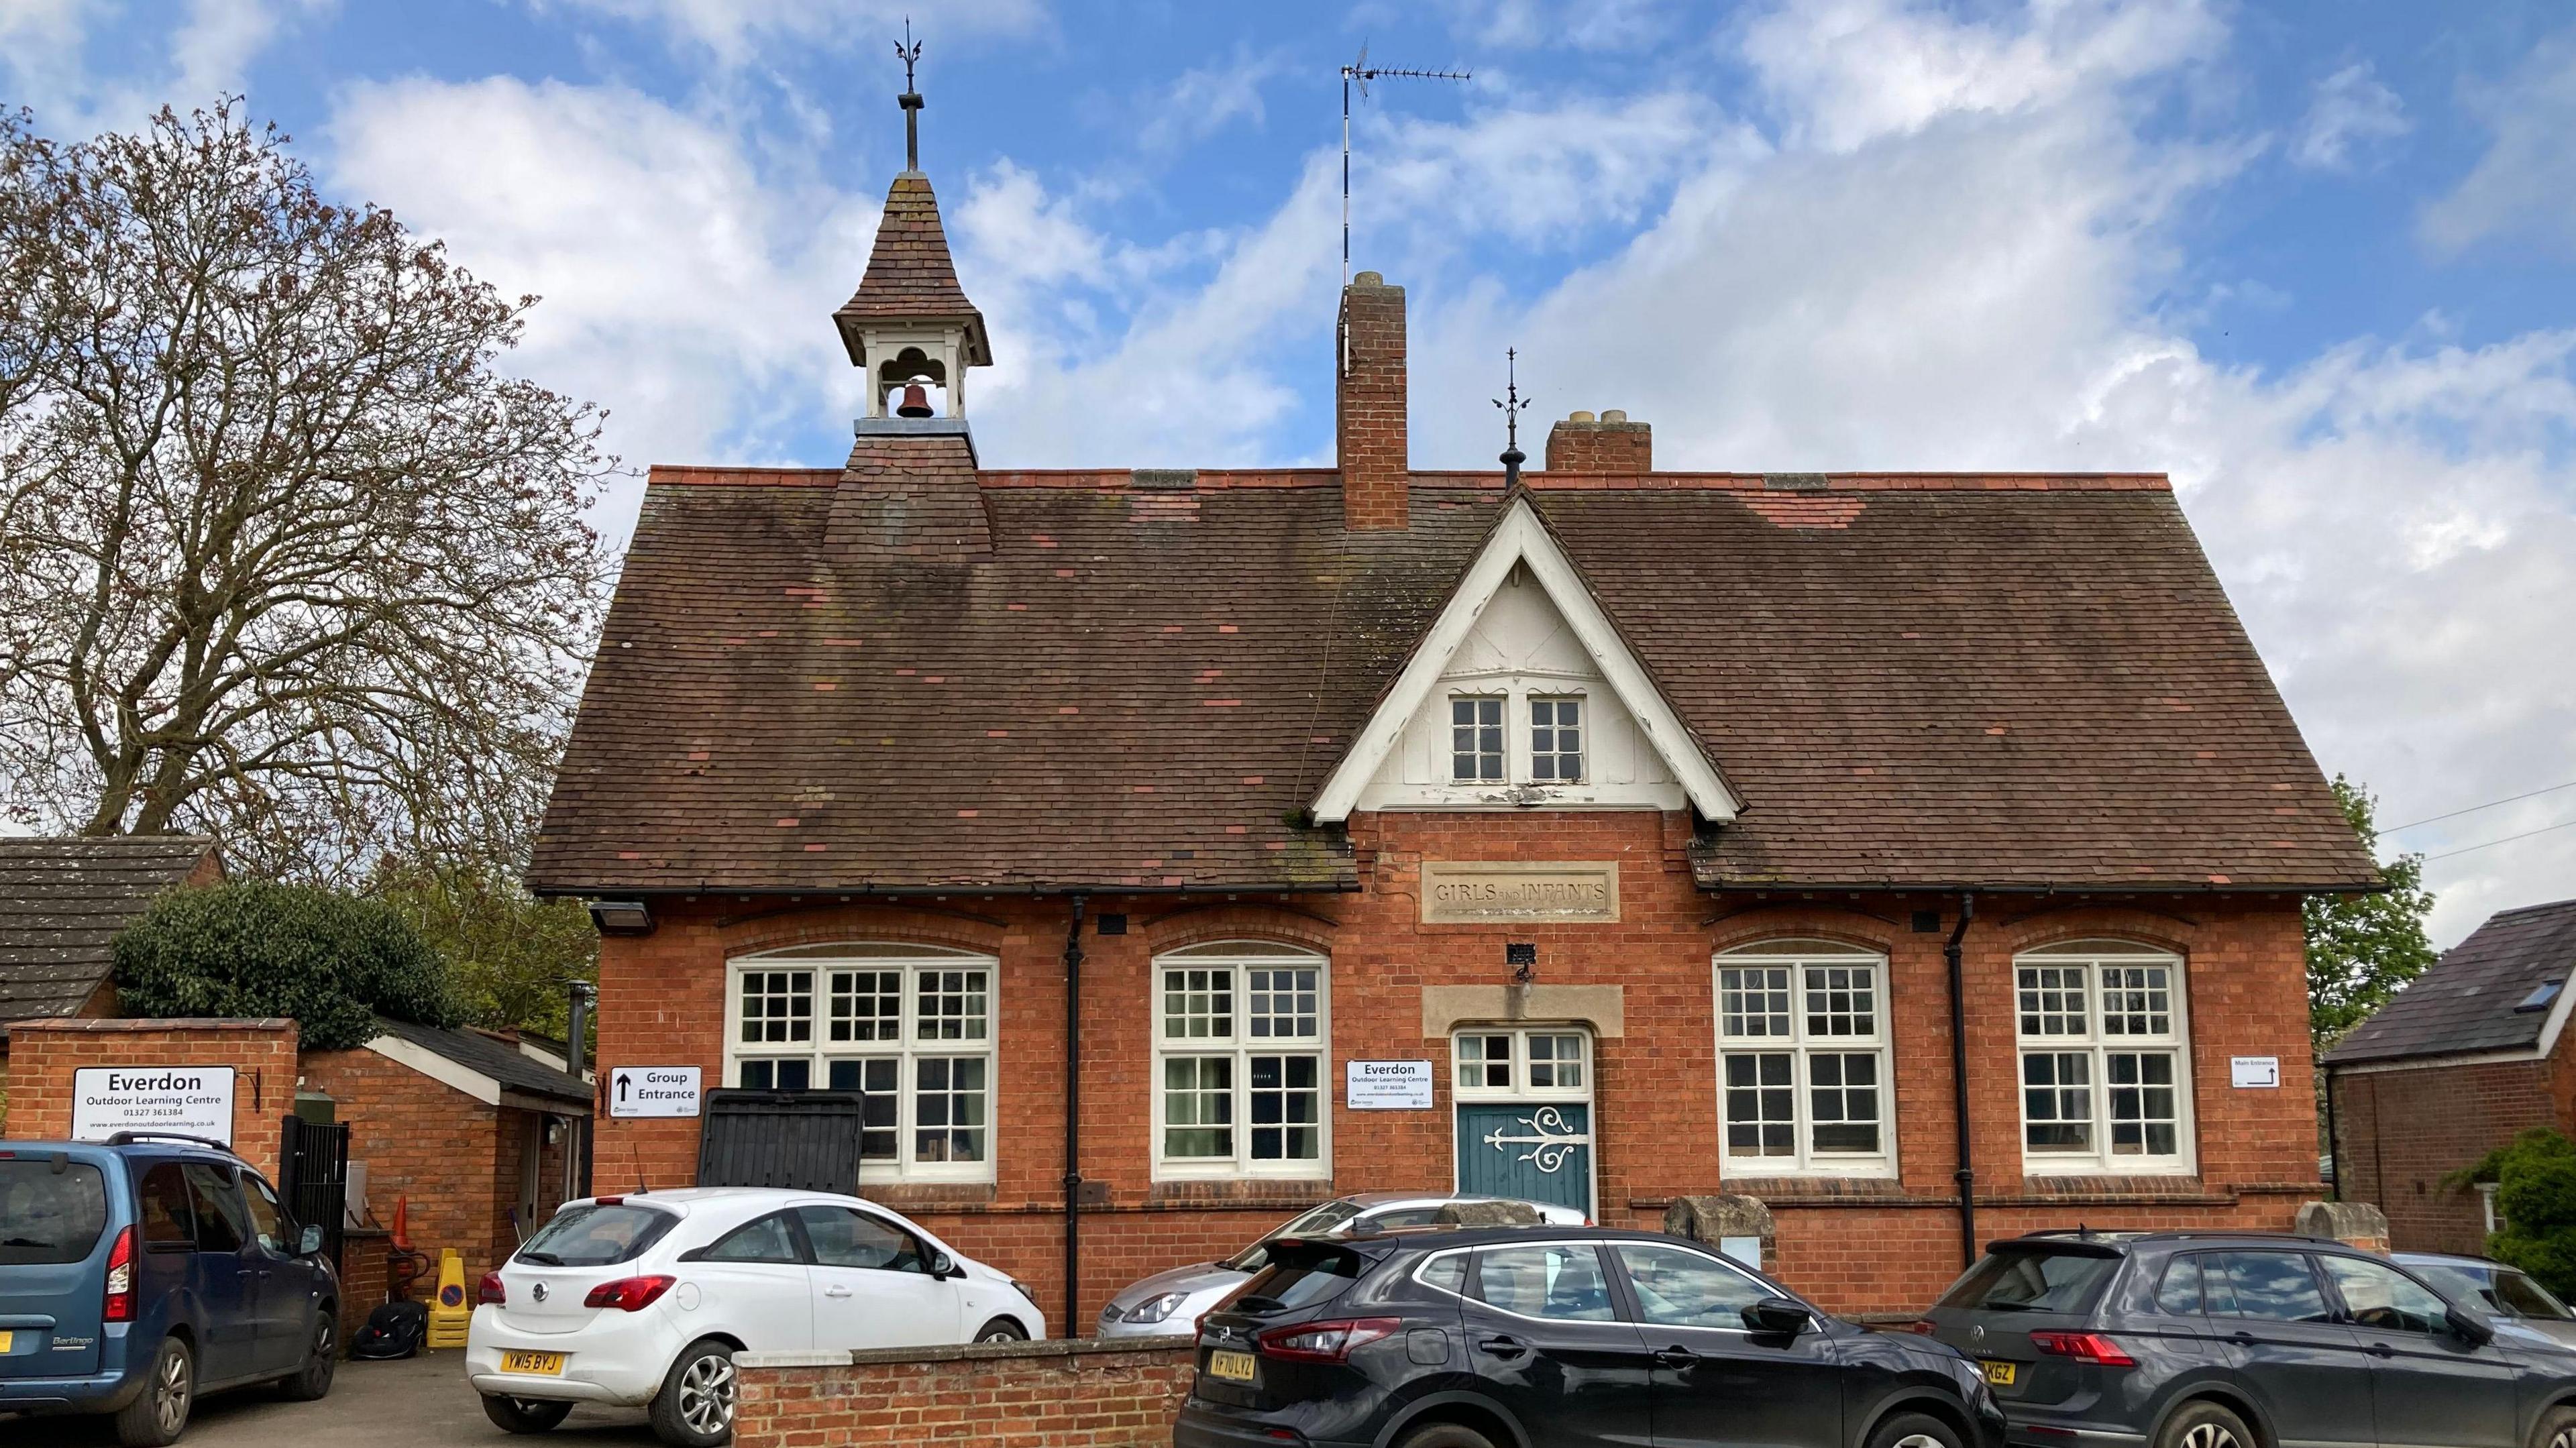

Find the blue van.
xmin=0 ymin=1133 xmax=339 ymax=1445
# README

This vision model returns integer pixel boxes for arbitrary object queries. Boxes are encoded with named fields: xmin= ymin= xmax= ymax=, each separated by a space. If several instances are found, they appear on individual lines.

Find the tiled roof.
xmin=0 ymin=836 xmax=219 ymax=1025
xmin=529 ymin=459 xmax=2376 ymax=897
xmin=2324 ymin=898 xmax=2576 ymax=1065
xmin=371 ymin=1015 xmax=595 ymax=1109
xmin=832 ymin=172 xmax=989 ymax=366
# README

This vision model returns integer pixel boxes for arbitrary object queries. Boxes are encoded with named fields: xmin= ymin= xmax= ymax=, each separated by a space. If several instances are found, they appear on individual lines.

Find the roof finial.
xmin=1495 ymin=347 xmax=1530 ymax=486
xmin=895 ymin=17 xmax=924 ymax=172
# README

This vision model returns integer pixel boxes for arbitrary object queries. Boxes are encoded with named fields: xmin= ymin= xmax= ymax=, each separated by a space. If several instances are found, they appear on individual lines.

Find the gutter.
xmin=1062 ymin=895 xmax=1087 ymax=1336
xmin=1944 ymin=891 xmax=1978 ymax=1268
xmin=530 ymin=880 xmax=1359 ymax=901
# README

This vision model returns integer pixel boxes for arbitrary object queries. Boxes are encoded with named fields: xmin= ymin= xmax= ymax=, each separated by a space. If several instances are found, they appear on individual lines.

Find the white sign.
xmin=72 ymin=1066 xmax=236 ymax=1144
xmin=1719 ymin=1235 xmax=1764 ymax=1270
xmin=2231 ymin=1056 xmax=2282 ymax=1089
xmin=1345 ymin=1060 xmax=1435 ymax=1110
xmin=607 ymin=1065 xmax=701 ymax=1118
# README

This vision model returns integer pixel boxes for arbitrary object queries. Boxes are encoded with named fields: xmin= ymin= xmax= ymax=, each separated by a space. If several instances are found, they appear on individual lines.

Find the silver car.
xmin=2398 ymin=1250 xmax=2576 ymax=1347
xmin=1093 ymin=1191 xmax=1587 ymax=1339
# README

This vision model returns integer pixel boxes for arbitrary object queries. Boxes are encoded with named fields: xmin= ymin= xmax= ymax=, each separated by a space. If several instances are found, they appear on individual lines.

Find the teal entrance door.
xmin=1450 ymin=1027 xmax=1595 ymax=1217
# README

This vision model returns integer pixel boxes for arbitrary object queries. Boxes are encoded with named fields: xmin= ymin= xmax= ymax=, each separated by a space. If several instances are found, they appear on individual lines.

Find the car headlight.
xmin=1124 ymin=1291 xmax=1191 ymax=1324
xmin=1009 ymin=1277 xmax=1036 ymax=1302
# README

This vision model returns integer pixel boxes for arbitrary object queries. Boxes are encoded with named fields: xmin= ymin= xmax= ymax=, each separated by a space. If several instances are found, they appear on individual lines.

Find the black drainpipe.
xmin=1062 ymin=895 xmax=1087 ymax=1335
xmin=1944 ymin=891 xmax=1978 ymax=1267
xmin=2322 ymin=1062 xmax=2341 ymax=1202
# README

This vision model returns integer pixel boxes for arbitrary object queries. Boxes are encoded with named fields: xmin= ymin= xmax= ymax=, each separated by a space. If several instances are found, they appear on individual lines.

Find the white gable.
xmin=1312 ymin=498 xmax=1737 ymax=822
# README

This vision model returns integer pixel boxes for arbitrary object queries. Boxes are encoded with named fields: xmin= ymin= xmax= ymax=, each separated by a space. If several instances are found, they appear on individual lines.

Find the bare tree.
xmin=0 ymin=101 xmax=614 ymax=882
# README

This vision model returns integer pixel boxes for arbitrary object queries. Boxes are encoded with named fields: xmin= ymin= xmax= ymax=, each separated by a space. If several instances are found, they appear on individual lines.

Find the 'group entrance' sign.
xmin=607 ymin=1066 xmax=702 ymax=1118
xmin=72 ymin=1066 xmax=237 ymax=1144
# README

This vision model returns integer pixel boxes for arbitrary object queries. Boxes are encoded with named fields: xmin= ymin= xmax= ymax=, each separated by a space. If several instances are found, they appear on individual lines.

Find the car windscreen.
xmin=2416 ymin=1262 xmax=2576 ymax=1321
xmin=1939 ymin=1247 xmax=2119 ymax=1313
xmin=1226 ymin=1242 xmax=1371 ymax=1316
xmin=1226 ymin=1200 xmax=1366 ymax=1272
xmin=515 ymin=1202 xmax=680 ymax=1268
xmin=0 ymin=1159 xmax=109 ymax=1265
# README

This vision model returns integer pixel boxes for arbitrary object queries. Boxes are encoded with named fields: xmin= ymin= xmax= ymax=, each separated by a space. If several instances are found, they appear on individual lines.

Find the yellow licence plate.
xmin=1207 ymin=1349 xmax=1257 ymax=1382
xmin=0 ymin=1331 xmax=13 ymax=1353
xmin=1981 ymin=1359 xmax=2017 ymax=1387
xmin=500 ymin=1350 xmax=565 ymax=1376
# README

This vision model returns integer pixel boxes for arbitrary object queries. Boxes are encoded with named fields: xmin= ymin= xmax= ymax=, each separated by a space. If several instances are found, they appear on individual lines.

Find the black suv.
xmin=1176 ymin=1225 xmax=2006 ymax=1448
xmin=1915 ymin=1231 xmax=2576 ymax=1448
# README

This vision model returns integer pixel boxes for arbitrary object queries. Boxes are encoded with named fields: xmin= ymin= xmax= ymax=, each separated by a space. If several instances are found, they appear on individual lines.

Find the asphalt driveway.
xmin=0 ymin=1349 xmax=659 ymax=1448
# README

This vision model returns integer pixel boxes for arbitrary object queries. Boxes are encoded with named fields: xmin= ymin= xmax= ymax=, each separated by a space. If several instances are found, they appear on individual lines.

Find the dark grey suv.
xmin=1914 ymin=1231 xmax=2576 ymax=1448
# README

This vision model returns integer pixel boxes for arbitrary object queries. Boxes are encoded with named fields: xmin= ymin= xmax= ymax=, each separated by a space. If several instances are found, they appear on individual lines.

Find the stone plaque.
xmin=1419 ymin=861 xmax=1619 ymax=924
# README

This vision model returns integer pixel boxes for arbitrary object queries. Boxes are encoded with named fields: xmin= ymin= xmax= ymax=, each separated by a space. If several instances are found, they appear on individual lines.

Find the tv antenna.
xmin=1340 ymin=45 xmax=1470 ymax=284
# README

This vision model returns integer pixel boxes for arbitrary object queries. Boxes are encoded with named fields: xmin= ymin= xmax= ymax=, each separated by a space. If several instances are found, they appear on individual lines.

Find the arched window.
xmin=1152 ymin=941 xmax=1330 ymax=1178
xmin=724 ymin=943 xmax=996 ymax=1184
xmin=2013 ymin=940 xmax=2193 ymax=1174
xmin=1713 ymin=940 xmax=1895 ymax=1176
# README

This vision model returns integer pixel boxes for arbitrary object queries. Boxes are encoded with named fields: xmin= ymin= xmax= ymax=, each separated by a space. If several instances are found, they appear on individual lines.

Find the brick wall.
xmin=1336 ymin=272 xmax=1407 ymax=531
xmin=1543 ymin=413 xmax=1652 ymax=473
xmin=733 ymin=1339 xmax=1195 ymax=1448
xmin=2330 ymin=1057 xmax=2562 ymax=1254
xmin=590 ymin=810 xmax=2324 ymax=1321
xmin=3 ymin=1018 xmax=299 ymax=1179
xmin=299 ymin=1045 xmax=543 ymax=1283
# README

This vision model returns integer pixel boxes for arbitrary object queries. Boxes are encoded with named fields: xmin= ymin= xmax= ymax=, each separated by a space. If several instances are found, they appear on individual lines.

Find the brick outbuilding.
xmin=2326 ymin=897 xmax=2576 ymax=1253
xmin=527 ymin=96 xmax=2379 ymax=1324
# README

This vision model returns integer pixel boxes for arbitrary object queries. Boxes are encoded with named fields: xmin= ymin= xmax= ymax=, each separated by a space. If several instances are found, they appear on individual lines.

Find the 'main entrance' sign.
xmin=1419 ymin=861 xmax=1620 ymax=924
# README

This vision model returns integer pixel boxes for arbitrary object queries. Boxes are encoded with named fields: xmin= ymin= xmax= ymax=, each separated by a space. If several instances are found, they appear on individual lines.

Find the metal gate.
xmin=695 ymin=1089 xmax=863 ymax=1194
xmin=278 ymin=1114 xmax=352 ymax=1270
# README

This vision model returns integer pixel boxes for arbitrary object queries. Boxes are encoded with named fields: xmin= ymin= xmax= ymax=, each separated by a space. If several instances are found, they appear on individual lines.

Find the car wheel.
xmin=649 ymin=1337 xmax=739 ymax=1448
xmin=1395 ymin=1423 xmax=1498 ymax=1448
xmin=278 ymin=1309 xmax=339 ymax=1400
xmin=483 ymin=1394 xmax=576 ymax=1433
xmin=1868 ymin=1410 xmax=1966 ymax=1448
xmin=973 ymin=1318 xmax=1028 ymax=1343
xmin=2159 ymin=1400 xmax=2257 ymax=1448
xmin=113 ymin=1336 xmax=194 ymax=1448
xmin=2534 ymin=1406 xmax=2576 ymax=1448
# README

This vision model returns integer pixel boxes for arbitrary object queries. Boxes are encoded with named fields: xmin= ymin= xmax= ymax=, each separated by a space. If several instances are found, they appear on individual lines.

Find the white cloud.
xmin=1134 ymin=45 xmax=1287 ymax=157
xmin=2422 ymin=28 xmax=2576 ymax=258
xmin=2290 ymin=61 xmax=2408 ymax=172
xmin=529 ymin=0 xmax=1043 ymax=68
xmin=1 ymin=0 xmax=328 ymax=136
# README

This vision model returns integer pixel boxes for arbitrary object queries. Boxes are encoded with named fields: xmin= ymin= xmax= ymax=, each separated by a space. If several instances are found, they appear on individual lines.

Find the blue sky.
xmin=7 ymin=0 xmax=2573 ymax=944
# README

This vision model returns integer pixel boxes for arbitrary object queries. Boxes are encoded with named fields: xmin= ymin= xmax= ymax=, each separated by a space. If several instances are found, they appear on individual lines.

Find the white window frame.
xmin=1444 ymin=685 xmax=1592 ymax=791
xmin=2012 ymin=941 xmax=2196 ymax=1176
xmin=1714 ymin=941 xmax=1897 ymax=1178
xmin=1450 ymin=1026 xmax=1593 ymax=1103
xmin=1528 ymin=695 xmax=1587 ymax=785
xmin=1151 ymin=941 xmax=1332 ymax=1180
xmin=722 ymin=943 xmax=998 ymax=1185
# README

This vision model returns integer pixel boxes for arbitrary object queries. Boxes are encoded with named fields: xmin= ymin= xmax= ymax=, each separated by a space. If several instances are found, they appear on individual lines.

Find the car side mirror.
xmin=2449 ymin=1306 xmax=2495 ymax=1345
xmin=930 ymin=1250 xmax=960 ymax=1279
xmin=1743 ymin=1295 xmax=1814 ymax=1335
xmin=299 ymin=1224 xmax=325 ymax=1257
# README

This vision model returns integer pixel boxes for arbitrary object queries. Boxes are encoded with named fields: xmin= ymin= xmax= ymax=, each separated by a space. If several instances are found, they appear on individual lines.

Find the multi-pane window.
xmin=1715 ymin=943 xmax=1894 ymax=1174
xmin=2015 ymin=943 xmax=2192 ymax=1173
xmin=1451 ymin=696 xmax=1505 ymax=783
xmin=1154 ymin=942 xmax=1329 ymax=1176
xmin=1529 ymin=697 xmax=1584 ymax=782
xmin=725 ymin=944 xmax=997 ymax=1182
xmin=1452 ymin=1029 xmax=1588 ymax=1099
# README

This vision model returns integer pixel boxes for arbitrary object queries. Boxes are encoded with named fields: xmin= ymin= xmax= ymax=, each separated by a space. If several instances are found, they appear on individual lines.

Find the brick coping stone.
xmin=737 ymin=1335 xmax=1195 ymax=1371
xmin=7 ymin=1017 xmax=296 ymax=1032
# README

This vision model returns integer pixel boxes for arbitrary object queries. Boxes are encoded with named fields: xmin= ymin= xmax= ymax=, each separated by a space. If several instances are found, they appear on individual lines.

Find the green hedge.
xmin=2453 ymin=1128 xmax=2576 ymax=1300
xmin=113 ymin=881 xmax=461 ymax=1051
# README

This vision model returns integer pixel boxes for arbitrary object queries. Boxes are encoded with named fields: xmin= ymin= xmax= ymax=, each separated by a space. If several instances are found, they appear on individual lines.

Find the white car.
xmin=466 ymin=1188 xmax=1044 ymax=1446
xmin=1095 ymin=1192 xmax=1588 ymax=1339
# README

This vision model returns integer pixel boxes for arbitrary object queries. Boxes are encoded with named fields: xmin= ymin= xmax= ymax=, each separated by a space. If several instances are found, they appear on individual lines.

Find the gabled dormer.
xmin=1312 ymin=495 xmax=1739 ymax=822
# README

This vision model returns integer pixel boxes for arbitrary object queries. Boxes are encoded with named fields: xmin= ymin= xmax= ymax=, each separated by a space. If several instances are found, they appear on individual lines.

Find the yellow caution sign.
xmin=427 ymin=1248 xmax=472 ymax=1349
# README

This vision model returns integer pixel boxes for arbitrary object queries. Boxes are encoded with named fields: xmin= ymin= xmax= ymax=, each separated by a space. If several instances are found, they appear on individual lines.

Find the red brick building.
xmin=2326 ymin=898 xmax=2576 ymax=1254
xmin=527 ymin=105 xmax=2378 ymax=1323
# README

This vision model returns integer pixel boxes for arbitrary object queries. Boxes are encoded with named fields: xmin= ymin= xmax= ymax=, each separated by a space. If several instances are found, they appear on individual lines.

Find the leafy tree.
xmin=113 ymin=881 xmax=461 ymax=1051
xmin=2307 ymin=775 xmax=2437 ymax=1050
xmin=0 ymin=101 xmax=612 ymax=883
xmin=2451 ymin=1129 xmax=2576 ymax=1300
xmin=372 ymin=860 xmax=597 ymax=1039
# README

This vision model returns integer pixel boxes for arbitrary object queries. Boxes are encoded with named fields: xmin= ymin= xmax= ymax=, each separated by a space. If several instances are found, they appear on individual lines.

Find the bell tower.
xmin=833 ymin=30 xmax=990 ymax=421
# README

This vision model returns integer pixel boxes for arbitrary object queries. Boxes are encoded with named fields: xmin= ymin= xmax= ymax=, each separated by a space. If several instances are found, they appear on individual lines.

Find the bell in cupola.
xmin=895 ymin=378 xmax=935 ymax=418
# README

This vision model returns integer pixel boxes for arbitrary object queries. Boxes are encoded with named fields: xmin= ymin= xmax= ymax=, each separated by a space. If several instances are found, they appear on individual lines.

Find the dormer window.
xmin=1451 ymin=696 xmax=1505 ymax=782
xmin=1531 ymin=697 xmax=1585 ymax=783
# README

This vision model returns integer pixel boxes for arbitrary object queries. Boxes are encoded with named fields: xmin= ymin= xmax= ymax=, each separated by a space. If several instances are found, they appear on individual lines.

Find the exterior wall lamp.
xmin=586 ymin=899 xmax=654 ymax=935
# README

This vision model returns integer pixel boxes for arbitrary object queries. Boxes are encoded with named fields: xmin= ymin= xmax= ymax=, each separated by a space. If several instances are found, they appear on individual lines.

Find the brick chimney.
xmin=1337 ymin=272 xmax=1408 ymax=531
xmin=1545 ymin=409 xmax=1652 ymax=474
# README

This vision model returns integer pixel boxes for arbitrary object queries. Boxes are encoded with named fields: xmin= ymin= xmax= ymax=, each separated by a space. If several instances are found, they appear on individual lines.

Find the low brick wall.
xmin=3 ymin=1018 xmax=299 ymax=1178
xmin=733 ymin=1337 xmax=1197 ymax=1448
